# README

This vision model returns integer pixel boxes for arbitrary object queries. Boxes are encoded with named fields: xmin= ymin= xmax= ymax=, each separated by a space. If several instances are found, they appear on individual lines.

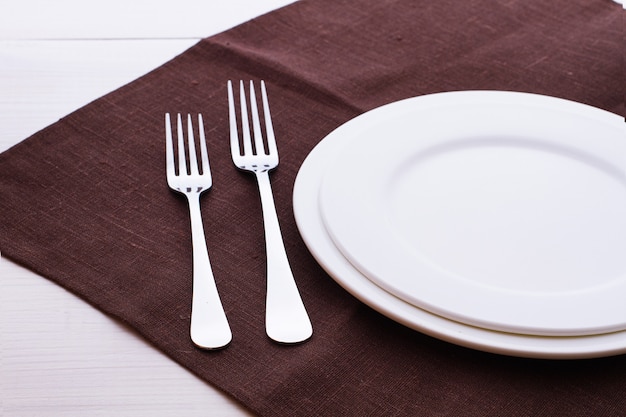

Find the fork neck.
xmin=254 ymin=169 xmax=272 ymax=186
xmin=184 ymin=190 xmax=203 ymax=212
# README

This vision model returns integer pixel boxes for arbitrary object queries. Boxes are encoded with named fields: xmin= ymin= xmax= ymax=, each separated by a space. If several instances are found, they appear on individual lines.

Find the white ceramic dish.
xmin=318 ymin=91 xmax=626 ymax=337
xmin=293 ymin=91 xmax=626 ymax=358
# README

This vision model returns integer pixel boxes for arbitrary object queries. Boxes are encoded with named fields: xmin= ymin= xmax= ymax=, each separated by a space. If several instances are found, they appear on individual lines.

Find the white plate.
xmin=318 ymin=91 xmax=626 ymax=337
xmin=293 ymin=91 xmax=626 ymax=358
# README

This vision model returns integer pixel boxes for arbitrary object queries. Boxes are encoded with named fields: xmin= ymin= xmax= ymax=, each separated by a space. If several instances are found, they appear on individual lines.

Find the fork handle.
xmin=186 ymin=194 xmax=232 ymax=349
xmin=256 ymin=171 xmax=313 ymax=344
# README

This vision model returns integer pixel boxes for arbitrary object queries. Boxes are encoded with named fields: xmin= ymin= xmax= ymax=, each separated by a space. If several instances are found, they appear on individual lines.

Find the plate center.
xmin=387 ymin=138 xmax=626 ymax=294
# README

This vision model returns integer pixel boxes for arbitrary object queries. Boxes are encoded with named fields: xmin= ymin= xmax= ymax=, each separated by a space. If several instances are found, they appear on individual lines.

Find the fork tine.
xmin=249 ymin=81 xmax=266 ymax=156
xmin=260 ymin=80 xmax=278 ymax=157
xmin=197 ymin=114 xmax=210 ymax=178
xmin=186 ymin=114 xmax=199 ymax=176
xmin=165 ymin=113 xmax=175 ymax=180
xmin=176 ymin=114 xmax=187 ymax=176
xmin=238 ymin=80 xmax=254 ymax=156
xmin=227 ymin=81 xmax=241 ymax=159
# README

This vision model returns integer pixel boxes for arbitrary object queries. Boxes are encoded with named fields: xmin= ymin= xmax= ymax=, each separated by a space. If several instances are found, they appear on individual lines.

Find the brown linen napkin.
xmin=1 ymin=0 xmax=624 ymax=416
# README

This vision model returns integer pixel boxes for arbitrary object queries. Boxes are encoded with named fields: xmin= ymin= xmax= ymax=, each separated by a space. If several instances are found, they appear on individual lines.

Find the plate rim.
xmin=293 ymin=90 xmax=626 ymax=358
xmin=317 ymin=90 xmax=626 ymax=336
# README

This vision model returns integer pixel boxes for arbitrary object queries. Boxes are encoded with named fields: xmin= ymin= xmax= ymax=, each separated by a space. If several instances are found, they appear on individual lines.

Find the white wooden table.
xmin=0 ymin=2 xmax=295 ymax=415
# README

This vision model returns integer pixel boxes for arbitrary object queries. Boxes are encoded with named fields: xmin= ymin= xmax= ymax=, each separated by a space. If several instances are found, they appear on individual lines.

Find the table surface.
xmin=1 ymin=2 xmax=294 ymax=416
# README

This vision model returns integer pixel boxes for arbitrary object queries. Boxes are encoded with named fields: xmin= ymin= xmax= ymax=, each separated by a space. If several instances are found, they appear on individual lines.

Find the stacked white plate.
xmin=293 ymin=91 xmax=626 ymax=359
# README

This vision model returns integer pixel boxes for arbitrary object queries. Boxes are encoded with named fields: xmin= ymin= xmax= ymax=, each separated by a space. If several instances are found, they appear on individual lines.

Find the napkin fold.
xmin=1 ymin=0 xmax=624 ymax=416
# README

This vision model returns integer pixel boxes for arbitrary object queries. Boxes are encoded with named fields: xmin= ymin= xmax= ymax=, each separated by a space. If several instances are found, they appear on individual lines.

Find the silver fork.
xmin=165 ymin=113 xmax=232 ymax=349
xmin=227 ymin=80 xmax=312 ymax=344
